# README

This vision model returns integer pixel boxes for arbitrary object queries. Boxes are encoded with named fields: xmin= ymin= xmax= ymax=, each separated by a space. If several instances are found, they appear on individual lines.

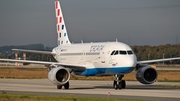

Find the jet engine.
xmin=136 ymin=66 xmax=158 ymax=84
xmin=48 ymin=66 xmax=70 ymax=86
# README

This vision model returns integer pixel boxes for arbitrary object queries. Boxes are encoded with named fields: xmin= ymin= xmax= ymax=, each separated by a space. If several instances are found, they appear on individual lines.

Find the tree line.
xmin=131 ymin=44 xmax=180 ymax=60
xmin=0 ymin=43 xmax=180 ymax=64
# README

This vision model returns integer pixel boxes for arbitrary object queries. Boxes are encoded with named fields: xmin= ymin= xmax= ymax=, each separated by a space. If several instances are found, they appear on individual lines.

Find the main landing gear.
xmin=57 ymin=81 xmax=69 ymax=89
xmin=113 ymin=74 xmax=126 ymax=90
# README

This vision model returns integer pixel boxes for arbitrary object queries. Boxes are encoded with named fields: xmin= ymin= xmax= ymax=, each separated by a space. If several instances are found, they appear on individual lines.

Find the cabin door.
xmin=100 ymin=46 xmax=109 ymax=64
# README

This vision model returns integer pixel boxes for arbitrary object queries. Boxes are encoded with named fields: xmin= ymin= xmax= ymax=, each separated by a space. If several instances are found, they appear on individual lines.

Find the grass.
xmin=0 ymin=67 xmax=180 ymax=81
xmin=0 ymin=68 xmax=47 ymax=79
xmin=0 ymin=93 xmax=150 ymax=101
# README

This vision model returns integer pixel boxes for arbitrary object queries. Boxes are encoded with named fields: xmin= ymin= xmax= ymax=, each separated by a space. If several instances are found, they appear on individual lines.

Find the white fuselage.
xmin=52 ymin=42 xmax=137 ymax=76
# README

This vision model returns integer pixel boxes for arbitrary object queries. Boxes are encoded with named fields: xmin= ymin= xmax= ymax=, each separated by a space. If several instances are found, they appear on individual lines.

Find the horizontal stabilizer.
xmin=12 ymin=49 xmax=56 ymax=55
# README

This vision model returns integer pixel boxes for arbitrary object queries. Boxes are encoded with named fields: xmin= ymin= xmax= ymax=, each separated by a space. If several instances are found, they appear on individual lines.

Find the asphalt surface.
xmin=0 ymin=79 xmax=180 ymax=101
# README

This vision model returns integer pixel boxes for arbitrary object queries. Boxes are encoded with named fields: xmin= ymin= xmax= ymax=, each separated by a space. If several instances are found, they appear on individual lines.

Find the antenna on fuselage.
xmin=81 ymin=40 xmax=83 ymax=44
xmin=116 ymin=38 xmax=118 ymax=42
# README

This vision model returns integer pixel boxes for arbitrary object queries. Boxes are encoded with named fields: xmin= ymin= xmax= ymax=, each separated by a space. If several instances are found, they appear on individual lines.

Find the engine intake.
xmin=48 ymin=66 xmax=70 ymax=85
xmin=136 ymin=66 xmax=157 ymax=84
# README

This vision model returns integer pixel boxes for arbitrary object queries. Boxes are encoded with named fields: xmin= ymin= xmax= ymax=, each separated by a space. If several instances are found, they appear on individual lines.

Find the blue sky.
xmin=0 ymin=0 xmax=180 ymax=47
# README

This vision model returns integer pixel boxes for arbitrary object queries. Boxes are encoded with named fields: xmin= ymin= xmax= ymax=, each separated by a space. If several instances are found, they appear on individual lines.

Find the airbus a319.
xmin=0 ymin=1 xmax=180 ymax=90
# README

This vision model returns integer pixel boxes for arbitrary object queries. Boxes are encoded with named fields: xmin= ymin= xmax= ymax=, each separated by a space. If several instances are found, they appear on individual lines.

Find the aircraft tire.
xmin=121 ymin=80 xmax=126 ymax=89
xmin=118 ymin=82 xmax=122 ymax=89
xmin=57 ymin=85 xmax=62 ymax=89
xmin=113 ymin=80 xmax=116 ymax=88
xmin=113 ymin=80 xmax=119 ymax=90
xmin=64 ymin=81 xmax=69 ymax=89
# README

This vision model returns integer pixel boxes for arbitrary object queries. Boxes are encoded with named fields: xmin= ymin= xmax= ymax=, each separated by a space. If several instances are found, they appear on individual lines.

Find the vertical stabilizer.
xmin=55 ymin=1 xmax=71 ymax=45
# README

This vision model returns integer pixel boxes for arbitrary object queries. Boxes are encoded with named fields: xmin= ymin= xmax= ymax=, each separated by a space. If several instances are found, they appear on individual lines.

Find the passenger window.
xmin=110 ymin=50 xmax=115 ymax=55
xmin=114 ymin=51 xmax=119 ymax=55
xmin=127 ymin=51 xmax=133 ymax=55
xmin=120 ymin=51 xmax=127 ymax=55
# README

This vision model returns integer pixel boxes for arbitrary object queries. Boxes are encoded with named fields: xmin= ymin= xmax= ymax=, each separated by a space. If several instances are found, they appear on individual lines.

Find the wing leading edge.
xmin=137 ymin=57 xmax=180 ymax=64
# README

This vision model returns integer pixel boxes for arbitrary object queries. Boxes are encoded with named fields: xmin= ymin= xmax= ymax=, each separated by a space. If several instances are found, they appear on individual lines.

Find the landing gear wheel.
xmin=57 ymin=85 xmax=62 ymax=89
xmin=118 ymin=81 xmax=122 ymax=89
xmin=113 ymin=81 xmax=119 ymax=90
xmin=121 ymin=80 xmax=126 ymax=89
xmin=113 ymin=74 xmax=125 ymax=90
xmin=64 ymin=81 xmax=69 ymax=89
xmin=113 ymin=80 xmax=116 ymax=88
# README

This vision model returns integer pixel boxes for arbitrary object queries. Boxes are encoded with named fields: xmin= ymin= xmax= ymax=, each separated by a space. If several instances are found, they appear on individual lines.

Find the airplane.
xmin=0 ymin=1 xmax=180 ymax=90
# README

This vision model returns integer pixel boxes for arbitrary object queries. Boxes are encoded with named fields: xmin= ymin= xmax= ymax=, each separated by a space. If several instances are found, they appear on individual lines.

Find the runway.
xmin=0 ymin=79 xmax=180 ymax=101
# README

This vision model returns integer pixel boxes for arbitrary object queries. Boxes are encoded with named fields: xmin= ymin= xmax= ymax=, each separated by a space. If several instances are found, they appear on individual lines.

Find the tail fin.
xmin=55 ymin=1 xmax=71 ymax=45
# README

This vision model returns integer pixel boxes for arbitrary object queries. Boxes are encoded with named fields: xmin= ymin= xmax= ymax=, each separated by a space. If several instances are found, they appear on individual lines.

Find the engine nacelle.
xmin=48 ymin=66 xmax=70 ymax=85
xmin=136 ymin=66 xmax=158 ymax=84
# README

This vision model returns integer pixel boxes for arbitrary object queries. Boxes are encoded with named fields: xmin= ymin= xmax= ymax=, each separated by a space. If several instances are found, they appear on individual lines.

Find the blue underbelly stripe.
xmin=73 ymin=67 xmax=135 ymax=76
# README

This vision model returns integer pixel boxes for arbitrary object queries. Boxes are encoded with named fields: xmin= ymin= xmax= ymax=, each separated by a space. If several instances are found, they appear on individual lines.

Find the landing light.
xmin=150 ymin=65 xmax=156 ymax=69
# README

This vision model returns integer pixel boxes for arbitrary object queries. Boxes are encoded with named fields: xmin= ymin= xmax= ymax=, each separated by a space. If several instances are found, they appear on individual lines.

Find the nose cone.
xmin=129 ymin=56 xmax=137 ymax=67
xmin=123 ymin=55 xmax=137 ymax=67
xmin=115 ymin=55 xmax=137 ymax=74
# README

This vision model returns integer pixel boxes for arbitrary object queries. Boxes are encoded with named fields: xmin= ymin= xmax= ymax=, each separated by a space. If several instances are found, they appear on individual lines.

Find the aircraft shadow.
xmin=69 ymin=85 xmax=179 ymax=90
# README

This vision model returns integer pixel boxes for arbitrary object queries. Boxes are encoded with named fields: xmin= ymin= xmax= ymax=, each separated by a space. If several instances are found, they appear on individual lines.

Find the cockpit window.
xmin=110 ymin=50 xmax=115 ymax=55
xmin=127 ymin=50 xmax=133 ymax=55
xmin=114 ymin=51 xmax=119 ymax=55
xmin=110 ymin=50 xmax=133 ymax=55
xmin=120 ymin=51 xmax=127 ymax=55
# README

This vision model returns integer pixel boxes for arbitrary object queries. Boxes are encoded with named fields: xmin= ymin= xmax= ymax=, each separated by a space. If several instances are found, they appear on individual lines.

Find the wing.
xmin=12 ymin=49 xmax=56 ymax=55
xmin=0 ymin=59 xmax=86 ymax=71
xmin=7 ymin=49 xmax=86 ymax=71
xmin=137 ymin=57 xmax=180 ymax=64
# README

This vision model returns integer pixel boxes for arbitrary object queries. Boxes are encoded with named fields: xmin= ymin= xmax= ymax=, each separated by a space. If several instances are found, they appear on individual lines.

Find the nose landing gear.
xmin=113 ymin=74 xmax=126 ymax=90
